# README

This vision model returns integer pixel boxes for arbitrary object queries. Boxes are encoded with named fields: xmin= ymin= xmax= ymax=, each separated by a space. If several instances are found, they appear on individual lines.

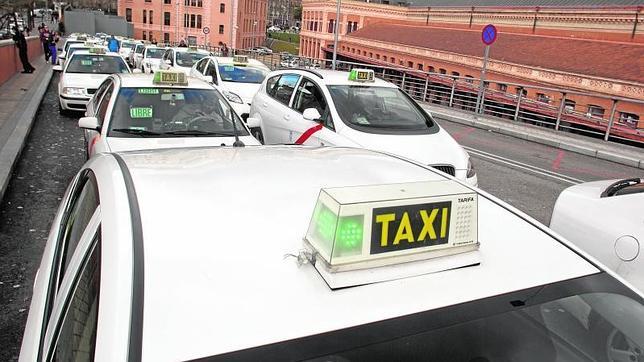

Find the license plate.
xmin=371 ymin=201 xmax=451 ymax=254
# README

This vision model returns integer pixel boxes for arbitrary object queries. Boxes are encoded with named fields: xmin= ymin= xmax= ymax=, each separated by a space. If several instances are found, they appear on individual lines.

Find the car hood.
xmin=221 ymin=82 xmax=262 ymax=103
xmin=106 ymin=135 xmax=261 ymax=152
xmin=61 ymin=73 xmax=111 ymax=88
xmin=341 ymin=127 xmax=468 ymax=169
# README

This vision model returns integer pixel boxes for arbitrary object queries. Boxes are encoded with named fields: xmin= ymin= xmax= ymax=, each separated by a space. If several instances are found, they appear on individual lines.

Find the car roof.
xmin=171 ymin=47 xmax=209 ymax=54
xmin=115 ymin=73 xmax=214 ymax=89
xmin=108 ymin=146 xmax=598 ymax=361
xmin=69 ymin=50 xmax=121 ymax=57
xmin=277 ymin=69 xmax=397 ymax=87
xmin=213 ymin=56 xmax=269 ymax=69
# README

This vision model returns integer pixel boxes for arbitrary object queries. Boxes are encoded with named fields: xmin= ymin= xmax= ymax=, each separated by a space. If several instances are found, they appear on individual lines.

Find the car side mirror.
xmin=78 ymin=116 xmax=100 ymax=131
xmin=52 ymin=65 xmax=62 ymax=72
xmin=246 ymin=117 xmax=260 ymax=128
xmin=303 ymin=108 xmax=322 ymax=122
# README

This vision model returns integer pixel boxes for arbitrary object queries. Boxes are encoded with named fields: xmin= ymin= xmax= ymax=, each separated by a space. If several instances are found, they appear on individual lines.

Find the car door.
xmin=289 ymin=77 xmax=347 ymax=146
xmin=259 ymin=73 xmax=301 ymax=144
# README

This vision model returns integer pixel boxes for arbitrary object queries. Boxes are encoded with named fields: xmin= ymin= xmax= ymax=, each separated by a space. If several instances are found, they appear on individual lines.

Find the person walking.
xmin=40 ymin=25 xmax=51 ymax=63
xmin=47 ymin=31 xmax=59 ymax=65
xmin=107 ymin=35 xmax=119 ymax=52
xmin=13 ymin=27 xmax=35 ymax=73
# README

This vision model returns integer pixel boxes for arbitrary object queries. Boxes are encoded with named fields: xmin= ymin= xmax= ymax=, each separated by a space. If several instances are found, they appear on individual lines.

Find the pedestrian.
xmin=178 ymin=39 xmax=187 ymax=47
xmin=48 ymin=31 xmax=59 ymax=65
xmin=107 ymin=35 xmax=119 ymax=52
xmin=12 ymin=27 xmax=35 ymax=73
xmin=222 ymin=43 xmax=229 ymax=57
xmin=40 ymin=25 xmax=51 ymax=63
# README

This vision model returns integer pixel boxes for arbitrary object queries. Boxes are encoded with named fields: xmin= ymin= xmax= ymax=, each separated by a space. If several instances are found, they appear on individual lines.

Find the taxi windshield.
xmin=145 ymin=48 xmax=165 ymax=59
xmin=66 ymin=54 xmax=129 ymax=74
xmin=211 ymin=273 xmax=644 ymax=361
xmin=327 ymin=85 xmax=436 ymax=134
xmin=67 ymin=47 xmax=90 ymax=58
xmin=121 ymin=42 xmax=137 ymax=50
xmin=108 ymin=87 xmax=249 ymax=138
xmin=175 ymin=51 xmax=207 ymax=67
xmin=218 ymin=65 xmax=268 ymax=84
xmin=63 ymin=40 xmax=83 ymax=53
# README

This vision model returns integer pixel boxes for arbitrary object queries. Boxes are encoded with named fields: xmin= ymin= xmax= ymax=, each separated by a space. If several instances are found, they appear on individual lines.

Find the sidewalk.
xmin=0 ymin=57 xmax=53 ymax=202
xmin=422 ymin=104 xmax=644 ymax=170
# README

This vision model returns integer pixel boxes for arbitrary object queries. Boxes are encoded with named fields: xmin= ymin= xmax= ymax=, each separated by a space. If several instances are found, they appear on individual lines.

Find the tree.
xmin=293 ymin=5 xmax=302 ymax=21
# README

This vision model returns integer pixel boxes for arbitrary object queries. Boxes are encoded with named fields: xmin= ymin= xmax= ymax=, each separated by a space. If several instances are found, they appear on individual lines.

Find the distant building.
xmin=268 ymin=0 xmax=301 ymax=27
xmin=300 ymin=0 xmax=644 ymax=130
xmin=117 ymin=0 xmax=267 ymax=49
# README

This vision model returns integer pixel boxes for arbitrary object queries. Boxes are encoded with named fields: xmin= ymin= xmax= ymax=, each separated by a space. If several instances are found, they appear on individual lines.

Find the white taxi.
xmin=119 ymin=40 xmax=139 ymax=63
xmin=129 ymin=42 xmax=146 ymax=68
xmin=250 ymin=69 xmax=477 ymax=185
xmin=551 ymin=178 xmax=644 ymax=291
xmin=55 ymin=48 xmax=132 ymax=114
xmin=190 ymin=54 xmax=270 ymax=120
xmin=159 ymin=46 xmax=210 ymax=76
xmin=79 ymin=70 xmax=260 ymax=157
xmin=61 ymin=42 xmax=107 ymax=68
xmin=57 ymin=36 xmax=90 ymax=65
xmin=19 ymin=146 xmax=644 ymax=361
xmin=138 ymin=46 xmax=167 ymax=73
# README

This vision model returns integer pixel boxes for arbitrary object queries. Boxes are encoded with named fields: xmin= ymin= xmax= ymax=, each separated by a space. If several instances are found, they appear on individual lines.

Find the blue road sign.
xmin=482 ymin=24 xmax=497 ymax=45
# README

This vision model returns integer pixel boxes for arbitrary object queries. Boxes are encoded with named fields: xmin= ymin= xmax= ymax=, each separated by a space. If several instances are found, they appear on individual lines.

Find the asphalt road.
xmin=0 ymin=73 xmax=85 ymax=361
xmin=0 ymin=75 xmax=642 ymax=360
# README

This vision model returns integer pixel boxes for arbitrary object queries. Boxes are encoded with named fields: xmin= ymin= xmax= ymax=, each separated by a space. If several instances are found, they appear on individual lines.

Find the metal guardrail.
xmin=178 ymin=43 xmax=644 ymax=147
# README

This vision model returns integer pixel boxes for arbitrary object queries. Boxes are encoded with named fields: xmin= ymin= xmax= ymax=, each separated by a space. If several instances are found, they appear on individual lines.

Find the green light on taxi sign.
xmin=348 ymin=69 xmax=375 ymax=82
xmin=335 ymin=215 xmax=363 ymax=255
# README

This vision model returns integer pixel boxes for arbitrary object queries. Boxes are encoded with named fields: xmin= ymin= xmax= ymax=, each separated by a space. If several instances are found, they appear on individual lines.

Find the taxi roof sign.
xmin=233 ymin=55 xmax=248 ymax=65
xmin=304 ymin=180 xmax=479 ymax=275
xmin=153 ymin=70 xmax=188 ymax=86
xmin=88 ymin=47 xmax=106 ymax=54
xmin=187 ymin=45 xmax=199 ymax=52
xmin=348 ymin=69 xmax=375 ymax=82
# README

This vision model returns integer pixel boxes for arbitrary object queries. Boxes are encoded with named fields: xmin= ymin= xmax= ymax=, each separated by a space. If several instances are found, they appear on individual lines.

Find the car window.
xmin=66 ymin=54 xmax=129 ymax=74
xmin=108 ymin=87 xmax=249 ymax=137
xmin=145 ymin=48 xmax=165 ymax=59
xmin=266 ymin=75 xmax=280 ymax=96
xmin=175 ymin=51 xmax=207 ymax=67
xmin=135 ymin=45 xmax=145 ymax=54
xmin=96 ymin=82 xmax=115 ymax=126
xmin=205 ymin=62 xmax=218 ymax=84
xmin=217 ymin=65 xmax=267 ymax=84
xmin=195 ymin=58 xmax=209 ymax=74
xmin=292 ymin=78 xmax=327 ymax=115
xmin=51 ymin=234 xmax=101 ymax=362
xmin=271 ymin=74 xmax=300 ymax=106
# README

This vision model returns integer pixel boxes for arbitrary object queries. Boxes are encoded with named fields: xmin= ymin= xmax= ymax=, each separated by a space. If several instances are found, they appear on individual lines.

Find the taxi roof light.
xmin=88 ymin=47 xmax=106 ymax=54
xmin=233 ymin=55 xmax=249 ymax=65
xmin=348 ymin=69 xmax=375 ymax=82
xmin=304 ymin=180 xmax=479 ymax=276
xmin=153 ymin=70 xmax=188 ymax=86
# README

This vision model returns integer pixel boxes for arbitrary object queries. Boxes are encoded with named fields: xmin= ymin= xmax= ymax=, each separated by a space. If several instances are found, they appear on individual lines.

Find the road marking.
xmin=551 ymin=150 xmax=565 ymax=171
xmin=463 ymin=146 xmax=586 ymax=185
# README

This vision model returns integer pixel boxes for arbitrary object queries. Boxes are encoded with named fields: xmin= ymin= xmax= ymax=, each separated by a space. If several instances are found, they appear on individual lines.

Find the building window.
xmin=145 ymin=0 xmax=151 ymax=2
xmin=536 ymin=93 xmax=550 ymax=104
xmin=390 ymin=57 xmax=395 ymax=63
xmin=465 ymin=75 xmax=474 ymax=84
xmin=369 ymin=52 xmax=373 ymax=58
xmin=184 ymin=13 xmax=189 ymax=27
xmin=428 ymin=66 xmax=435 ymax=73
xmin=353 ymin=22 xmax=358 ymax=32
xmin=220 ymin=3 xmax=225 ymax=12
xmin=143 ymin=10 xmax=147 ymax=23
xmin=564 ymin=99 xmax=576 ymax=112
xmin=328 ymin=19 xmax=334 ymax=33
xmin=587 ymin=105 xmax=605 ymax=119
xmin=516 ymin=87 xmax=527 ymax=97
xmin=407 ymin=61 xmax=413 ymax=68
xmin=619 ymin=112 xmax=639 ymax=128
xmin=376 ymin=54 xmax=380 ymax=60
xmin=126 ymin=8 xmax=132 ymax=22
xmin=439 ymin=68 xmax=447 ymax=74
xmin=164 ymin=32 xmax=170 ymax=43
xmin=498 ymin=83 xmax=507 ymax=92
xmin=148 ymin=10 xmax=153 ymax=24
xmin=164 ymin=12 xmax=171 ymax=26
xmin=417 ymin=63 xmax=423 ymax=70
xmin=198 ymin=0 xmax=203 ymax=6
xmin=219 ymin=24 xmax=224 ymax=34
xmin=142 ymin=32 xmax=147 ymax=40
xmin=451 ymin=71 xmax=460 ymax=77
xmin=164 ymin=0 xmax=171 ymax=4
xmin=197 ymin=15 xmax=202 ymax=28
xmin=347 ymin=21 xmax=352 ymax=34
xmin=190 ymin=14 xmax=196 ymax=28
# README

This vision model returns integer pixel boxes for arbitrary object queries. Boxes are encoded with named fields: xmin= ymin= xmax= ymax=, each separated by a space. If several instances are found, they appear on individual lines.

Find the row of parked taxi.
xmin=17 ymin=33 xmax=644 ymax=361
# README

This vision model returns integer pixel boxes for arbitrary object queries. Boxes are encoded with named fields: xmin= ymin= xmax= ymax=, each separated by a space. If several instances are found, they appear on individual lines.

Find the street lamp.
xmin=331 ymin=0 xmax=340 ymax=70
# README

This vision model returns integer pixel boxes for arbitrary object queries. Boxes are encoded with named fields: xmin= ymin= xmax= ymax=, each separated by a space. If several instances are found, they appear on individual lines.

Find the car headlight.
xmin=63 ymin=87 xmax=85 ymax=96
xmin=466 ymin=158 xmax=476 ymax=178
xmin=223 ymin=90 xmax=244 ymax=104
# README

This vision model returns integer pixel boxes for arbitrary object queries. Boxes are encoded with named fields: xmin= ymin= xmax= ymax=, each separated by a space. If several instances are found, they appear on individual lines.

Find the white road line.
xmin=464 ymin=146 xmax=586 ymax=185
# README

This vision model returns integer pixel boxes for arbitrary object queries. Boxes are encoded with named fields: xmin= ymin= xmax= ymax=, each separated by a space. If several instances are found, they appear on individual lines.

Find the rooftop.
xmin=347 ymin=23 xmax=644 ymax=84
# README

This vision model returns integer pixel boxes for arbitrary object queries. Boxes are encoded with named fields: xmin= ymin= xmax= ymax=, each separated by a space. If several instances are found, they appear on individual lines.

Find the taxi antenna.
xmin=230 ymin=112 xmax=245 ymax=147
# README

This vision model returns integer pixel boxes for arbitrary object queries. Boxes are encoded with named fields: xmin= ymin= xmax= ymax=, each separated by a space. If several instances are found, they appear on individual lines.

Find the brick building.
xmin=299 ymin=0 xmax=644 ymax=132
xmin=117 ymin=0 xmax=267 ymax=49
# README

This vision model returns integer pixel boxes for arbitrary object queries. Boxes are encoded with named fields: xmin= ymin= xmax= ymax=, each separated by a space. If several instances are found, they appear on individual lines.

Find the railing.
xmin=177 ymin=43 xmax=644 ymax=147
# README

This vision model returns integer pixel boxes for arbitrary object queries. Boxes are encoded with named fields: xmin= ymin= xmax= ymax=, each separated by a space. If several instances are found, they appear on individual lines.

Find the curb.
xmin=427 ymin=108 xmax=644 ymax=170
xmin=0 ymin=68 xmax=53 ymax=202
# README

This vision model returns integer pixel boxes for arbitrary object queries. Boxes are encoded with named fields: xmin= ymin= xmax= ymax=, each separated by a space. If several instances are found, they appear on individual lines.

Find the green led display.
xmin=314 ymin=203 xmax=337 ymax=243
xmin=334 ymin=215 xmax=364 ymax=256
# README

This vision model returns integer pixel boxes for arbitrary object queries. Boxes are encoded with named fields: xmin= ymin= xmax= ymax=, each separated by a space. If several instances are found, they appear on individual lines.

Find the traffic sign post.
xmin=203 ymin=27 xmax=210 ymax=34
xmin=475 ymin=24 xmax=497 ymax=114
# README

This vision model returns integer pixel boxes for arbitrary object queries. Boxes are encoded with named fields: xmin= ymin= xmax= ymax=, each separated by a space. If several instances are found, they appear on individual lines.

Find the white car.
xmin=139 ymin=46 xmax=167 ymax=73
xmin=129 ymin=43 xmax=146 ymax=68
xmin=250 ymin=69 xmax=477 ymax=185
xmin=159 ymin=46 xmax=210 ymax=76
xmin=119 ymin=40 xmax=139 ymax=63
xmin=18 ymin=145 xmax=644 ymax=361
xmin=79 ymin=70 xmax=260 ymax=157
xmin=190 ymin=55 xmax=270 ymax=120
xmin=57 ymin=37 xmax=87 ymax=65
xmin=551 ymin=178 xmax=644 ymax=291
xmin=55 ymin=48 xmax=131 ymax=114
xmin=61 ymin=42 xmax=107 ymax=68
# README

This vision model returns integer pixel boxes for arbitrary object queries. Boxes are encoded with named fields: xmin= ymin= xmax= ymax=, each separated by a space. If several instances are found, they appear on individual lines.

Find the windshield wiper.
xmin=111 ymin=128 xmax=162 ymax=136
xmin=163 ymin=130 xmax=236 ymax=136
